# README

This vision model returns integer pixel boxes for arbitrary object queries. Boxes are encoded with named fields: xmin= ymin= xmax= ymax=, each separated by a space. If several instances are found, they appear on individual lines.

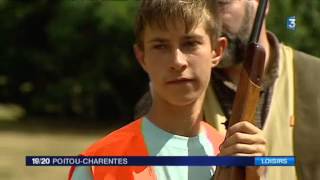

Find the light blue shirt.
xmin=142 ymin=117 xmax=215 ymax=180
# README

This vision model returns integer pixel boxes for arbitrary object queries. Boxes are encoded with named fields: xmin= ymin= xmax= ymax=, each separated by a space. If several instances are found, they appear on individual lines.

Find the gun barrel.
xmin=249 ymin=0 xmax=269 ymax=43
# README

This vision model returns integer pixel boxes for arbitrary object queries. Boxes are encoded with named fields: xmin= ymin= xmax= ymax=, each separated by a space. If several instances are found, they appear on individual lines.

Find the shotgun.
xmin=214 ymin=0 xmax=268 ymax=179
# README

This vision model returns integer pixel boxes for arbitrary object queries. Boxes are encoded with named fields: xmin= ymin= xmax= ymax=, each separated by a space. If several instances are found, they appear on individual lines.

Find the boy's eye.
xmin=182 ymin=41 xmax=201 ymax=50
xmin=218 ymin=0 xmax=232 ymax=5
xmin=218 ymin=0 xmax=231 ymax=3
xmin=186 ymin=41 xmax=199 ymax=46
xmin=152 ymin=44 xmax=168 ymax=50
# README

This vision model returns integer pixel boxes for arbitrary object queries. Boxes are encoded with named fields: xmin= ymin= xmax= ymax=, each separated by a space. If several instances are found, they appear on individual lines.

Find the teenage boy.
xmin=69 ymin=0 xmax=266 ymax=179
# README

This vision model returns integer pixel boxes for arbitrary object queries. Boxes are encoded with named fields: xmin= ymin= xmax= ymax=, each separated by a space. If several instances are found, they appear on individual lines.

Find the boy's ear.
xmin=133 ymin=44 xmax=147 ymax=72
xmin=211 ymin=37 xmax=227 ymax=68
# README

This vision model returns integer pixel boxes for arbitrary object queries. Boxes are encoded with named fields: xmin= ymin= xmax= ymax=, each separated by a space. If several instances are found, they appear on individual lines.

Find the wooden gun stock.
xmin=214 ymin=0 xmax=268 ymax=179
xmin=229 ymin=43 xmax=265 ymax=127
xmin=214 ymin=43 xmax=265 ymax=180
xmin=228 ymin=42 xmax=265 ymax=180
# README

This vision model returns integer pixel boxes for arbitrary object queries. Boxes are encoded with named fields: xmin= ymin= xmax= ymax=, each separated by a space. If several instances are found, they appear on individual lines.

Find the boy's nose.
xmin=169 ymin=49 xmax=188 ymax=72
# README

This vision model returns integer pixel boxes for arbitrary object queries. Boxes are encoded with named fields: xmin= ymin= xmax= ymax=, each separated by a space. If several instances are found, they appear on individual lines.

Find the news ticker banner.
xmin=26 ymin=156 xmax=295 ymax=166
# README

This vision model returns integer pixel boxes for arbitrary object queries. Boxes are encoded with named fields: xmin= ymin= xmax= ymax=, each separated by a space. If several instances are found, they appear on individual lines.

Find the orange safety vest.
xmin=68 ymin=118 xmax=224 ymax=180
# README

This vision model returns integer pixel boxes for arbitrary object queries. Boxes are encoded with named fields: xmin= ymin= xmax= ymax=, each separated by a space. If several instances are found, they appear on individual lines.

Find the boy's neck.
xmin=146 ymin=92 xmax=205 ymax=137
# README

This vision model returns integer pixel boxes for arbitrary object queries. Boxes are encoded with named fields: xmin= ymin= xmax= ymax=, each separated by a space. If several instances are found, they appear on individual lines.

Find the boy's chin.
xmin=165 ymin=94 xmax=200 ymax=107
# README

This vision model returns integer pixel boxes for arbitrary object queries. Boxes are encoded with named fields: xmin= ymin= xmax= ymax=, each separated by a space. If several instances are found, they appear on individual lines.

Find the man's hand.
xmin=219 ymin=121 xmax=266 ymax=156
xmin=213 ymin=122 xmax=267 ymax=180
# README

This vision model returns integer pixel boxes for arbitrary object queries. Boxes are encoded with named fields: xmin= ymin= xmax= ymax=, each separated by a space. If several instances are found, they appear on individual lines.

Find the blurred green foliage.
xmin=0 ymin=0 xmax=319 ymax=123
xmin=0 ymin=0 xmax=145 ymax=122
xmin=268 ymin=0 xmax=320 ymax=57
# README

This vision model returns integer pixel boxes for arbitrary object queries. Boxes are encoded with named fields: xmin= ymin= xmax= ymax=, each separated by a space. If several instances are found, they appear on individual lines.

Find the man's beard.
xmin=218 ymin=3 xmax=255 ymax=68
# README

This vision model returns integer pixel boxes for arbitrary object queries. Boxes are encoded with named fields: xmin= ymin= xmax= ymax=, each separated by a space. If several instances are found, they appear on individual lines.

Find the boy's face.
xmin=135 ymin=21 xmax=225 ymax=106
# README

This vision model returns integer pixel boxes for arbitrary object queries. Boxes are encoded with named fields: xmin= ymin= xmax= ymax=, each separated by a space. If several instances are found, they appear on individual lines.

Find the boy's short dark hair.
xmin=135 ymin=0 xmax=221 ymax=49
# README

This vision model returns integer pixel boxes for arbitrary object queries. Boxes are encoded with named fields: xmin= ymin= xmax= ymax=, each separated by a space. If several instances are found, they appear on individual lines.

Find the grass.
xmin=0 ymin=119 xmax=121 ymax=180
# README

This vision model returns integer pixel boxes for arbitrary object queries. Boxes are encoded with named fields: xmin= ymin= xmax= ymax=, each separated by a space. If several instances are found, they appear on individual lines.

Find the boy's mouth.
xmin=166 ymin=77 xmax=194 ymax=84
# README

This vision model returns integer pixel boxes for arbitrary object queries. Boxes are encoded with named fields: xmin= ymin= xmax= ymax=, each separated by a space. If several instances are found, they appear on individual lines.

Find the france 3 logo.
xmin=287 ymin=16 xmax=296 ymax=31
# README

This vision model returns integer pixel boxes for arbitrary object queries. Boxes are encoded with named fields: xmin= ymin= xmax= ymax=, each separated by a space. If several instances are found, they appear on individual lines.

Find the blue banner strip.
xmin=255 ymin=156 xmax=295 ymax=166
xmin=25 ymin=156 xmax=295 ymax=166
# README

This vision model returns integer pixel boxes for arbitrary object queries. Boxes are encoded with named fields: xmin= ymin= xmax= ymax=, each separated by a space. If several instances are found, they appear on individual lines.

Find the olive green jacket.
xmin=294 ymin=49 xmax=320 ymax=179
